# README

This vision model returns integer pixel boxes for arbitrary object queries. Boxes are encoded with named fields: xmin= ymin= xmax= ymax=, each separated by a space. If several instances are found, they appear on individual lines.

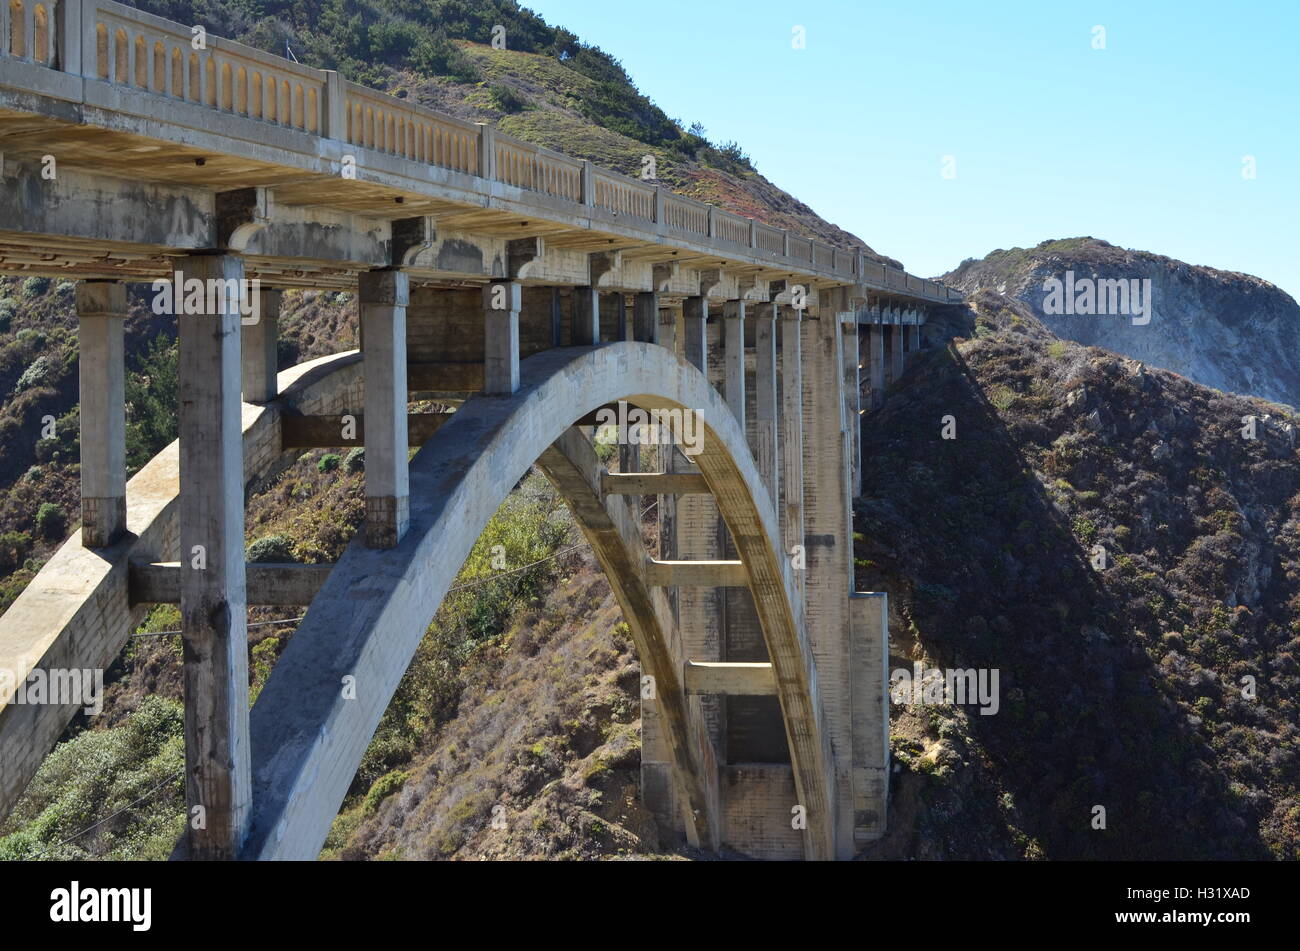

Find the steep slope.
xmin=944 ymin=238 xmax=1300 ymax=406
xmin=856 ymin=290 xmax=1300 ymax=860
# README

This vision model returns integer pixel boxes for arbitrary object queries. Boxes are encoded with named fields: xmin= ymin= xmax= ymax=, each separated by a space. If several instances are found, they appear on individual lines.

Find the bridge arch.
xmin=241 ymin=342 xmax=835 ymax=860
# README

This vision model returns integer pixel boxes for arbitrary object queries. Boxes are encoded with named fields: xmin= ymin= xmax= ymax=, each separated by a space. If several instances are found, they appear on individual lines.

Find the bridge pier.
xmin=866 ymin=321 xmax=886 ymax=410
xmin=779 ymin=304 xmax=805 ymax=600
xmin=888 ymin=320 xmax=905 ymax=386
xmin=841 ymin=314 xmax=863 ymax=498
xmin=241 ymin=287 xmax=281 ymax=404
xmin=801 ymin=286 xmax=856 ymax=857
xmin=723 ymin=300 xmax=746 ymax=424
xmin=360 ymin=270 xmax=410 ymax=548
xmin=906 ymin=317 xmax=924 ymax=364
xmin=572 ymin=286 xmax=600 ymax=345
xmin=482 ymin=280 xmax=521 ymax=395
xmin=753 ymin=303 xmax=779 ymax=501
xmin=75 ymin=281 xmax=127 ymax=549
xmin=177 ymin=252 xmax=252 ymax=860
xmin=634 ymin=291 xmax=659 ymax=344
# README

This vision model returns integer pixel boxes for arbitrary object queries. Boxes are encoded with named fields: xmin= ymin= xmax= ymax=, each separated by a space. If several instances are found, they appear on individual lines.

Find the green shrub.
xmin=0 ymin=696 xmax=184 ymax=860
xmin=246 ymin=534 xmax=296 ymax=564
xmin=34 ymin=502 xmax=65 ymax=540
xmin=21 ymin=276 xmax=50 ymax=299
xmin=488 ymin=83 xmax=526 ymax=113
xmin=0 ymin=530 xmax=32 ymax=574
xmin=343 ymin=447 xmax=365 ymax=473
xmin=363 ymin=770 xmax=409 ymax=814
xmin=13 ymin=355 xmax=53 ymax=393
xmin=125 ymin=337 xmax=179 ymax=472
xmin=0 ymin=297 xmax=15 ymax=333
xmin=317 ymin=453 xmax=341 ymax=473
xmin=988 ymin=384 xmax=1016 ymax=411
xmin=412 ymin=30 xmax=479 ymax=83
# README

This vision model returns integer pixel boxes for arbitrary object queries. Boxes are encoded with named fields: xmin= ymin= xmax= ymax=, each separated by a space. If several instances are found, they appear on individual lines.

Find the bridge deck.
xmin=0 ymin=0 xmax=959 ymax=305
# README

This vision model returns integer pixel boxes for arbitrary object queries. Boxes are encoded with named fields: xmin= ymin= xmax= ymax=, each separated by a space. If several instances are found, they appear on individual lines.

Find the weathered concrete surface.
xmin=850 ymin=592 xmax=890 ymax=843
xmin=76 ymin=280 xmax=127 ymax=548
xmin=359 ymin=270 xmax=409 ymax=548
xmin=241 ymin=342 xmax=836 ymax=860
xmin=482 ymin=280 xmax=521 ymax=395
xmin=720 ymin=764 xmax=802 ymax=860
xmin=241 ymin=287 xmax=281 ymax=404
xmin=601 ymin=472 xmax=709 ymax=495
xmin=279 ymin=412 xmax=449 ymax=449
xmin=779 ymin=306 xmax=804 ymax=600
xmin=684 ymin=662 xmax=777 ymax=697
xmin=177 ymin=252 xmax=250 ymax=859
xmin=800 ymin=289 xmax=856 ymax=858
xmin=644 ymin=559 xmax=747 ymax=588
xmin=129 ymin=562 xmax=334 ymax=607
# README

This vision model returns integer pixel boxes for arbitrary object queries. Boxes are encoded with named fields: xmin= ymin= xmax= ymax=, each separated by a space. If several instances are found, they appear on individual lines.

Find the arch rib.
xmin=241 ymin=343 xmax=837 ymax=860
xmin=535 ymin=426 xmax=720 ymax=851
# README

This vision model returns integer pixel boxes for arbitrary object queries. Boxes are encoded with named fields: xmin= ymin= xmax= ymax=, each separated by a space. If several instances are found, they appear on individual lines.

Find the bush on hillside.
xmin=247 ymin=534 xmax=296 ymax=564
xmin=20 ymin=276 xmax=49 ymax=299
xmin=34 ymin=503 xmax=64 ymax=540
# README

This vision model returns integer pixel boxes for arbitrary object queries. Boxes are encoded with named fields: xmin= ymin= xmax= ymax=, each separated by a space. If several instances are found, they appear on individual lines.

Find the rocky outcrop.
xmin=944 ymin=238 xmax=1300 ymax=406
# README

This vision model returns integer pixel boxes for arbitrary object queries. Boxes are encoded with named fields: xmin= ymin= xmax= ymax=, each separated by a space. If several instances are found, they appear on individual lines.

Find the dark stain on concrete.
xmin=437 ymin=238 xmax=483 ymax=274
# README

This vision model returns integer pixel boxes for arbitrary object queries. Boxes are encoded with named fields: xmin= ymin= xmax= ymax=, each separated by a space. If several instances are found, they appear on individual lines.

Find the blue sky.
xmin=527 ymin=0 xmax=1299 ymax=300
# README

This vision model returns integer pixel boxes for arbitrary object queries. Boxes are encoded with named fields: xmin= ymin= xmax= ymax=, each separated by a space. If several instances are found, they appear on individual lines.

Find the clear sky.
xmin=526 ymin=0 xmax=1299 ymax=300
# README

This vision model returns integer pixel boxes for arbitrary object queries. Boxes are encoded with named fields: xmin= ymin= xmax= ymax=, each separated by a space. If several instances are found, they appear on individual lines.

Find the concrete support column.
xmin=177 ymin=253 xmax=250 ymax=860
xmin=657 ymin=306 xmax=680 ymax=566
xmin=801 ymin=286 xmax=856 ymax=858
xmin=572 ymin=286 xmax=599 ymax=345
xmin=482 ymin=280 xmax=521 ymax=395
xmin=907 ymin=323 xmax=922 ymax=358
xmin=658 ymin=306 xmax=677 ymax=354
xmin=753 ymin=303 xmax=779 ymax=503
xmin=677 ymin=319 xmax=725 ymax=754
xmin=779 ymin=305 xmax=804 ymax=588
xmin=240 ymin=286 xmax=280 ymax=404
xmin=614 ymin=292 xmax=631 ymax=342
xmin=842 ymin=318 xmax=862 ymax=498
xmin=890 ymin=323 xmax=905 ymax=385
xmin=723 ymin=300 xmax=745 ymax=427
xmin=634 ymin=291 xmax=659 ymax=344
xmin=682 ymin=296 xmax=708 ymax=372
xmin=867 ymin=324 xmax=886 ymax=410
xmin=360 ymin=270 xmax=410 ymax=549
xmin=75 ymin=281 xmax=127 ymax=549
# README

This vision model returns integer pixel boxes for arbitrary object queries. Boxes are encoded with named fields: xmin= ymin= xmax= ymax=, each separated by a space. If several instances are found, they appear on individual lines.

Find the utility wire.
xmin=30 ymin=769 xmax=183 ymax=858
xmin=65 ymin=498 xmax=658 ymax=848
xmin=132 ymin=539 xmax=588 ymax=638
xmin=132 ymin=491 xmax=658 ymax=638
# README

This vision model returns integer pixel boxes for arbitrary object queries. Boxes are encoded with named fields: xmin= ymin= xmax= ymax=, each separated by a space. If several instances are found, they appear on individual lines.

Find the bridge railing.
xmin=3 ymin=0 xmax=961 ymax=304
xmin=2 ymin=0 xmax=58 ymax=64
xmin=494 ymin=136 xmax=584 ymax=202
xmin=590 ymin=168 xmax=656 ymax=223
xmin=82 ymin=0 xmax=329 ymax=132
xmin=343 ymin=80 xmax=478 ymax=174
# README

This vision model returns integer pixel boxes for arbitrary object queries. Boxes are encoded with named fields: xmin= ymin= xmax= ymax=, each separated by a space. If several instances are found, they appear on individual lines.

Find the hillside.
xmin=856 ymin=291 xmax=1300 ymax=860
xmin=944 ymin=238 xmax=1300 ymax=406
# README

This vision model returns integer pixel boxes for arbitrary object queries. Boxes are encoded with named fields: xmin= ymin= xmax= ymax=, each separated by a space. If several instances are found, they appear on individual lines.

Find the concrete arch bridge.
xmin=0 ymin=0 xmax=958 ymax=859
